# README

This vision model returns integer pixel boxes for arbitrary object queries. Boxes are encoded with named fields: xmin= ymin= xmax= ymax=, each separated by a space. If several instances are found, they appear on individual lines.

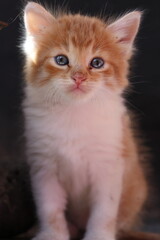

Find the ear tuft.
xmin=108 ymin=11 xmax=142 ymax=56
xmin=24 ymin=2 xmax=55 ymax=36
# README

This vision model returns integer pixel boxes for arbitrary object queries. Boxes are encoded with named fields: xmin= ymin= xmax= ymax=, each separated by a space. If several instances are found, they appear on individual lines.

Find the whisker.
xmin=130 ymin=81 xmax=148 ymax=85
xmin=125 ymin=99 xmax=145 ymax=116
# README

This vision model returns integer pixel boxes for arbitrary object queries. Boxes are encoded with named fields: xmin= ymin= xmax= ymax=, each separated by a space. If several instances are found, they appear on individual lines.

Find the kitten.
xmin=22 ymin=2 xmax=156 ymax=240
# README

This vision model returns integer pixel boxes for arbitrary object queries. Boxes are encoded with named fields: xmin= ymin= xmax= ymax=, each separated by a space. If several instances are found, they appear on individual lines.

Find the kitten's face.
xmin=23 ymin=3 xmax=141 ymax=104
xmin=30 ymin=17 xmax=125 ymax=103
xmin=41 ymin=45 xmax=108 ymax=103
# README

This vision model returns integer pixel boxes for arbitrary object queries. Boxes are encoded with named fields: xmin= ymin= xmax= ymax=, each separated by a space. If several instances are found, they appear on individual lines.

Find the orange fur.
xmin=24 ymin=13 xmax=128 ymax=90
xmin=118 ymin=115 xmax=148 ymax=231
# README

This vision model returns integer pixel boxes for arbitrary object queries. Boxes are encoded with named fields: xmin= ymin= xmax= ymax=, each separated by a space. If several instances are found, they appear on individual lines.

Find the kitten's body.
xmin=22 ymin=3 xmax=150 ymax=240
xmin=24 ymin=87 xmax=125 ymax=228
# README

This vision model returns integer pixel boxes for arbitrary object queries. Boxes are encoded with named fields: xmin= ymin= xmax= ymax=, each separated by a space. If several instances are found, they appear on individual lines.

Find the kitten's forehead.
xmin=51 ymin=14 xmax=113 ymax=51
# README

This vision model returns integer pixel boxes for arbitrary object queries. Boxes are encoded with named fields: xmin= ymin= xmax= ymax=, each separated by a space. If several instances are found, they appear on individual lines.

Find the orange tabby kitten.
xmin=22 ymin=2 xmax=159 ymax=240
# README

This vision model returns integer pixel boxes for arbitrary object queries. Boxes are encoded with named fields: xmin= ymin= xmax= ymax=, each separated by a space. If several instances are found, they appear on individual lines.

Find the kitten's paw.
xmin=83 ymin=238 xmax=115 ymax=240
xmin=32 ymin=230 xmax=69 ymax=240
xmin=82 ymin=232 xmax=115 ymax=240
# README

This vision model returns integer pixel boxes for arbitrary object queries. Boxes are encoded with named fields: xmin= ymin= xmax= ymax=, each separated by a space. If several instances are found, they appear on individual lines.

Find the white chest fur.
xmin=24 ymin=90 xmax=125 ymax=230
xmin=24 ymin=92 xmax=125 ymax=192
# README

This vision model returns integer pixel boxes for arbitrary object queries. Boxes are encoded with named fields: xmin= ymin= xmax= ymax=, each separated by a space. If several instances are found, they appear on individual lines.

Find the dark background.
xmin=0 ymin=0 xmax=160 ymax=238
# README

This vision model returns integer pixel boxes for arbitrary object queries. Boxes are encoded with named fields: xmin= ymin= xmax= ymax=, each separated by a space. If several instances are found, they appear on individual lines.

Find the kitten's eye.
xmin=90 ymin=58 xmax=104 ymax=69
xmin=54 ymin=55 xmax=69 ymax=66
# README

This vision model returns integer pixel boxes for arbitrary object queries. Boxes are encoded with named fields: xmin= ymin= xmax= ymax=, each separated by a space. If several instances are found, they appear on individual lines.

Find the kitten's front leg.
xmin=84 ymin=159 xmax=124 ymax=240
xmin=30 ymin=164 xmax=69 ymax=240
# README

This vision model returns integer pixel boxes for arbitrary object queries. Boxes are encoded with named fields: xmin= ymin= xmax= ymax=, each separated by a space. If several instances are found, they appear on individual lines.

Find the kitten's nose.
xmin=71 ymin=72 xmax=87 ymax=85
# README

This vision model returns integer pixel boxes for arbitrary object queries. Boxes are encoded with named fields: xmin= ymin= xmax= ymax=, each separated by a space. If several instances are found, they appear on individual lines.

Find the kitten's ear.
xmin=108 ymin=11 xmax=141 ymax=56
xmin=24 ymin=2 xmax=55 ymax=36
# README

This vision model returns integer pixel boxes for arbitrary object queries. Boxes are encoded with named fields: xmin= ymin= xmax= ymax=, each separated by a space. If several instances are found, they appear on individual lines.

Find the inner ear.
xmin=107 ymin=11 xmax=141 ymax=56
xmin=24 ymin=2 xmax=55 ymax=36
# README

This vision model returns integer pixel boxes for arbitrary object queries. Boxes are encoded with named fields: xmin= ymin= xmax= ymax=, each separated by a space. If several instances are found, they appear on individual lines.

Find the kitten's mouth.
xmin=69 ymin=85 xmax=86 ymax=93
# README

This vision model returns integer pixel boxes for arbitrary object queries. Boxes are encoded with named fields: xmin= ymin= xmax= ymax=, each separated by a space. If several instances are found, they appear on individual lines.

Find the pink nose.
xmin=72 ymin=72 xmax=87 ymax=84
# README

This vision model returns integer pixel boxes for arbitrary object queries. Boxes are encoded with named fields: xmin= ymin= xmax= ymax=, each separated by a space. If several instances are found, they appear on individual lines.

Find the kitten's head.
xmin=23 ymin=2 xmax=141 ymax=105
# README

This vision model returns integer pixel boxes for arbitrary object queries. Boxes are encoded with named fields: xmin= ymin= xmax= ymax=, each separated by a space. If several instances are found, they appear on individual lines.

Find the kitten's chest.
xmin=31 ymin=100 xmax=125 ymax=158
xmin=25 ymin=99 xmax=125 ymax=214
xmin=49 ymin=103 xmax=124 ymax=222
xmin=46 ymin=102 xmax=124 ymax=173
xmin=48 ymin=103 xmax=123 ymax=150
xmin=26 ymin=99 xmax=125 ymax=165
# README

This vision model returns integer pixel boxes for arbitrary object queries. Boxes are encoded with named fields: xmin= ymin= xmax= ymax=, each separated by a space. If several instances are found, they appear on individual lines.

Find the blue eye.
xmin=54 ymin=55 xmax=69 ymax=66
xmin=90 ymin=58 xmax=104 ymax=69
